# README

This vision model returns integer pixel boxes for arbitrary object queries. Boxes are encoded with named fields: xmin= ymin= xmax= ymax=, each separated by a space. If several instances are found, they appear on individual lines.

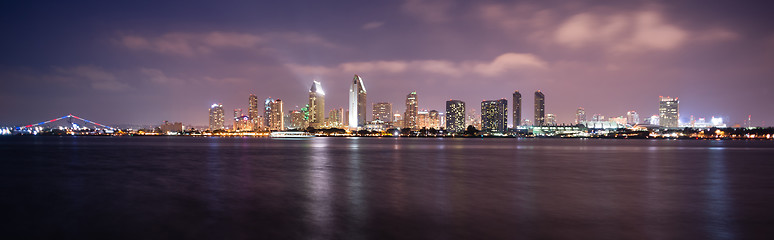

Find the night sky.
xmin=1 ymin=0 xmax=773 ymax=127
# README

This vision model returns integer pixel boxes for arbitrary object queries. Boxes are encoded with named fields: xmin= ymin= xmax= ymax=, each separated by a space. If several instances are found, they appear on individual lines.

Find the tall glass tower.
xmin=404 ymin=92 xmax=418 ymax=129
xmin=348 ymin=75 xmax=367 ymax=129
xmin=512 ymin=91 xmax=521 ymax=127
xmin=308 ymin=80 xmax=325 ymax=127
xmin=209 ymin=103 xmax=224 ymax=130
xmin=534 ymin=90 xmax=545 ymax=126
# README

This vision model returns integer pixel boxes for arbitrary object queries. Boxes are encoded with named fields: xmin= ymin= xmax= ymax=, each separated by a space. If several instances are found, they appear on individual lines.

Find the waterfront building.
xmin=626 ymin=111 xmax=640 ymax=125
xmin=438 ymin=112 xmax=446 ymax=129
xmin=481 ymin=99 xmax=508 ymax=132
xmin=429 ymin=110 xmax=440 ymax=129
xmin=328 ymin=108 xmax=344 ymax=127
xmin=417 ymin=110 xmax=429 ymax=129
xmin=308 ymin=81 xmax=325 ymax=128
xmin=404 ymin=91 xmax=418 ymax=129
xmin=248 ymin=94 xmax=259 ymax=128
xmin=393 ymin=113 xmax=403 ymax=128
xmin=534 ymin=90 xmax=545 ymax=126
xmin=513 ymin=91 xmax=521 ymax=127
xmin=234 ymin=115 xmax=252 ymax=131
xmin=576 ymin=107 xmax=586 ymax=124
xmin=466 ymin=108 xmax=481 ymax=129
xmin=265 ymin=98 xmax=284 ymax=130
xmin=446 ymin=100 xmax=465 ymax=133
xmin=288 ymin=110 xmax=306 ymax=130
xmin=365 ymin=120 xmax=388 ymax=132
xmin=372 ymin=102 xmax=392 ymax=122
xmin=160 ymin=121 xmax=183 ymax=133
xmin=659 ymin=96 xmax=679 ymax=128
xmin=209 ymin=103 xmax=224 ymax=130
xmin=546 ymin=114 xmax=556 ymax=126
xmin=592 ymin=114 xmax=605 ymax=121
xmin=609 ymin=116 xmax=627 ymax=125
xmin=348 ymin=75 xmax=367 ymax=129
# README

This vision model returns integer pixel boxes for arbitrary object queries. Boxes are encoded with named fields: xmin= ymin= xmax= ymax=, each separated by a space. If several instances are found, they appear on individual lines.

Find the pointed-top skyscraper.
xmin=348 ymin=75 xmax=367 ymax=129
xmin=308 ymin=80 xmax=325 ymax=127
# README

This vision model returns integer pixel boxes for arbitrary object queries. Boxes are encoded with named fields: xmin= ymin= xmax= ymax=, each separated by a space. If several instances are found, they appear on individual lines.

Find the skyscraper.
xmin=265 ymin=98 xmax=284 ymax=130
xmin=576 ymin=107 xmax=586 ymax=124
xmin=417 ymin=110 xmax=429 ymax=129
xmin=308 ymin=80 xmax=325 ymax=127
xmin=512 ymin=91 xmax=521 ymax=127
xmin=372 ymin=102 xmax=392 ymax=122
xmin=208 ymin=103 xmax=224 ymax=130
xmin=348 ymin=75 xmax=367 ymax=129
xmin=404 ymin=91 xmax=418 ymax=129
xmin=288 ymin=110 xmax=305 ymax=130
xmin=534 ymin=90 xmax=545 ymax=126
xmin=445 ymin=100 xmax=465 ymax=133
xmin=626 ymin=111 xmax=640 ymax=125
xmin=659 ymin=96 xmax=679 ymax=128
xmin=481 ymin=99 xmax=508 ymax=132
xmin=248 ymin=94 xmax=259 ymax=128
xmin=429 ymin=110 xmax=440 ymax=129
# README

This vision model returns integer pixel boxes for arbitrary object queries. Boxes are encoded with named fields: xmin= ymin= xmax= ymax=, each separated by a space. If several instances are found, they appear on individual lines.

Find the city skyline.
xmin=1 ymin=0 xmax=773 ymax=127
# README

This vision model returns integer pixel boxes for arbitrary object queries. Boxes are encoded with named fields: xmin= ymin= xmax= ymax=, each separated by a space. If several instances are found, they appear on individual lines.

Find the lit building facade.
xmin=328 ymin=108 xmax=345 ymax=127
xmin=481 ymin=99 xmax=508 ymax=132
xmin=209 ymin=103 xmax=224 ymax=130
xmin=429 ymin=110 xmax=440 ymax=129
xmin=576 ymin=107 xmax=586 ymax=124
xmin=348 ymin=75 xmax=367 ymax=128
xmin=534 ymin=90 xmax=545 ymax=126
xmin=248 ymin=94 xmax=259 ymax=129
xmin=265 ymin=98 xmax=284 ymax=130
xmin=659 ymin=96 xmax=679 ymax=128
xmin=417 ymin=110 xmax=429 ymax=129
xmin=404 ymin=91 xmax=418 ymax=129
xmin=513 ymin=91 xmax=521 ymax=127
xmin=372 ymin=102 xmax=392 ymax=122
xmin=288 ymin=110 xmax=306 ymax=130
xmin=308 ymin=80 xmax=325 ymax=128
xmin=626 ymin=111 xmax=640 ymax=125
xmin=445 ymin=100 xmax=465 ymax=133
xmin=546 ymin=113 xmax=556 ymax=126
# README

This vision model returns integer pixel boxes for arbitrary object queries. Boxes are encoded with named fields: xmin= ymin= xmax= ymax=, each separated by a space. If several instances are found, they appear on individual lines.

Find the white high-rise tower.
xmin=348 ymin=74 xmax=366 ymax=129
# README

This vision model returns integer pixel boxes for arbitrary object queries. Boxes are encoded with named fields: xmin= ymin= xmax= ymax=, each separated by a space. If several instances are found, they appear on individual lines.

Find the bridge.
xmin=20 ymin=114 xmax=114 ymax=130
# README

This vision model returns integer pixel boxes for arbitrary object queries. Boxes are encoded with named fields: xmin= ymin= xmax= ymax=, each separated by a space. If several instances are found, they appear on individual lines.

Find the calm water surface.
xmin=2 ymin=137 xmax=774 ymax=239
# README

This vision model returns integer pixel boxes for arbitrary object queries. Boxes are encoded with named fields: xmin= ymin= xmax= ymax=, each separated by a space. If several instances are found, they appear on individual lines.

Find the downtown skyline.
xmin=1 ymin=0 xmax=773 ymax=127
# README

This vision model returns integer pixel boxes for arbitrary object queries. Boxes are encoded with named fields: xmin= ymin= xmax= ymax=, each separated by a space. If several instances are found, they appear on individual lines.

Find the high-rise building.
xmin=265 ymin=98 xmax=284 ymax=130
xmin=328 ymin=108 xmax=344 ymax=127
xmin=348 ymin=75 xmax=367 ymax=129
xmin=546 ymin=114 xmax=556 ymax=126
xmin=445 ymin=100 xmax=465 ymax=133
xmin=429 ymin=110 xmax=440 ymax=129
xmin=209 ymin=103 xmax=224 ymax=130
xmin=417 ymin=110 xmax=429 ymax=129
xmin=626 ymin=111 xmax=640 ymax=125
xmin=372 ymin=102 xmax=392 ymax=122
xmin=404 ymin=91 xmax=418 ymax=129
xmin=308 ymin=81 xmax=325 ymax=127
xmin=481 ymin=99 xmax=508 ymax=132
xmin=659 ymin=96 xmax=679 ymax=128
xmin=513 ymin=91 xmax=521 ymax=127
xmin=534 ymin=90 xmax=545 ymax=126
xmin=248 ymin=94 xmax=259 ymax=128
xmin=466 ymin=108 xmax=480 ymax=129
xmin=576 ymin=107 xmax=586 ymax=124
xmin=288 ymin=110 xmax=305 ymax=130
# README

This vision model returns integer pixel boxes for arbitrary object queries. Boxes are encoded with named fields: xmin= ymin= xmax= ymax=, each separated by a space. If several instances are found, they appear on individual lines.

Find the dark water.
xmin=2 ymin=137 xmax=774 ymax=239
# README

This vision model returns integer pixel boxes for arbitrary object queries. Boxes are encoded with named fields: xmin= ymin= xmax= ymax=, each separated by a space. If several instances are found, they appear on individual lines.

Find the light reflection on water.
xmin=1 ymin=137 xmax=773 ymax=239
